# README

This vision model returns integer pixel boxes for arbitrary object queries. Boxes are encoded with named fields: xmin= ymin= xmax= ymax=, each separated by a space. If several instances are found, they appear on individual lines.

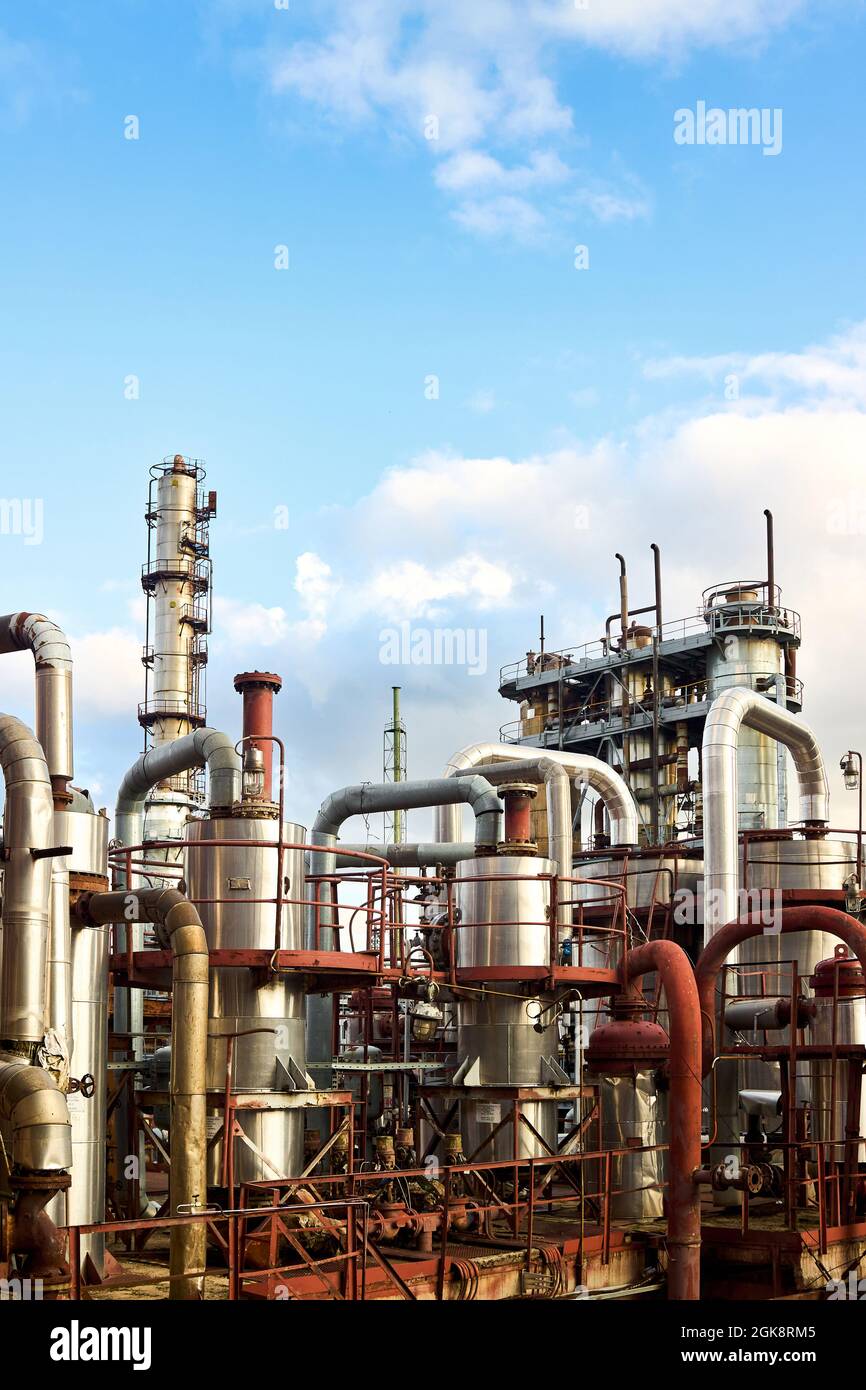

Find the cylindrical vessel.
xmin=185 ymin=813 xmax=308 ymax=1183
xmin=704 ymin=596 xmax=786 ymax=833
xmin=455 ymin=853 xmax=553 ymax=974
xmin=810 ymin=952 xmax=866 ymax=1162
xmin=455 ymin=854 xmax=559 ymax=1160
xmin=151 ymin=462 xmax=200 ymax=748
xmin=597 ymin=1073 xmax=668 ymax=1220
xmin=47 ymin=795 xmax=110 ymax=1272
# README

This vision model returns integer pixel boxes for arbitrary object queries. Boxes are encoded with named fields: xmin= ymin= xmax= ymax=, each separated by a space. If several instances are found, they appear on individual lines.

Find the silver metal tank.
xmin=810 ymin=951 xmax=866 ymax=1162
xmin=704 ymin=589 xmax=787 ymax=833
xmin=454 ymin=854 xmax=560 ymax=1160
xmin=47 ymin=792 xmax=110 ymax=1272
xmin=572 ymin=852 xmax=704 ymax=912
xmin=185 ymin=812 xmax=309 ymax=1183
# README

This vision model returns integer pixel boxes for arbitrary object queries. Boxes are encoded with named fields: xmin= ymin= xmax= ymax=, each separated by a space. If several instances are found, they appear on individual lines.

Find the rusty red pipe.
xmin=502 ymin=785 xmax=534 ymax=844
xmin=624 ymin=939 xmax=702 ymax=1301
xmin=234 ymin=670 xmax=282 ymax=801
xmin=694 ymin=906 xmax=866 ymax=1078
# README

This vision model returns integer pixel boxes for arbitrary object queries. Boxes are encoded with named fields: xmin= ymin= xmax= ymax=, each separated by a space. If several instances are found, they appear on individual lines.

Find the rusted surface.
xmin=624 ymin=939 xmax=703 ymax=1301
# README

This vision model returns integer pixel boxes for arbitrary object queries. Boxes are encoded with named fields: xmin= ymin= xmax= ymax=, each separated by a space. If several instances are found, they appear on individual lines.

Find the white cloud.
xmin=434 ymin=149 xmax=570 ymax=194
xmin=364 ymin=554 xmax=514 ymax=620
xmin=452 ymin=193 xmax=549 ymax=242
xmin=533 ymin=0 xmax=807 ymax=58
xmin=260 ymin=0 xmax=737 ymax=240
xmin=261 ymin=317 xmax=866 ymax=823
xmin=644 ymin=323 xmax=866 ymax=404
xmin=293 ymin=551 xmax=339 ymax=642
xmin=214 ymin=596 xmax=290 ymax=648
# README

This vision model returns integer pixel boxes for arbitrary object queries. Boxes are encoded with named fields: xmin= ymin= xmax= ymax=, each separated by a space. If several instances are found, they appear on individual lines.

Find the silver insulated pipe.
xmin=0 ymin=714 xmax=55 ymax=1047
xmin=702 ymin=687 xmax=829 ymax=936
xmin=114 ymin=727 xmax=242 ymax=860
xmin=0 ymin=612 xmax=73 ymax=803
xmin=701 ymin=686 xmax=830 ymax=1173
xmin=0 ymin=714 xmax=72 ymax=1177
xmin=435 ymin=742 xmax=638 ymax=849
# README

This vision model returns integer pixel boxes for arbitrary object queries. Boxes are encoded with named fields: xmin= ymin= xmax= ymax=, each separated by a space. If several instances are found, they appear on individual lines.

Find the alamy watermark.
xmin=0 ymin=497 xmax=43 ymax=545
xmin=379 ymin=622 xmax=487 ymax=677
xmin=674 ymin=102 xmax=783 ymax=157
xmin=673 ymin=885 xmax=782 ymax=933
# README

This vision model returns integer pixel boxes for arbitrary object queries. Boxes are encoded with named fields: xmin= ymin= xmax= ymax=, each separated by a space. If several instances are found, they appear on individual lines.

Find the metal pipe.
xmin=695 ymin=906 xmax=866 ymax=1077
xmin=0 ymin=714 xmax=55 ymax=1048
xmin=47 ymin=860 xmax=73 ymax=1067
xmin=329 ymin=842 xmax=475 ymax=868
xmin=313 ymin=775 xmax=502 ymax=849
xmin=114 ymin=727 xmax=242 ymax=861
xmin=651 ymin=543 xmax=663 ymax=633
xmin=615 ymin=553 xmax=629 ymax=640
xmin=604 ymin=604 xmax=655 ymax=649
xmin=233 ymin=671 xmax=281 ymax=803
xmin=436 ymin=743 xmax=638 ymax=848
xmin=77 ymin=886 xmax=209 ymax=1300
xmin=453 ymin=758 xmax=573 ymax=924
xmin=702 ymin=689 xmax=829 ymax=936
xmin=455 ymin=759 xmax=568 ymax=864
xmin=724 ymin=997 xmax=813 ymax=1032
xmin=0 ymin=1055 xmax=72 ymax=1169
xmin=0 ymin=612 xmax=73 ymax=804
xmin=764 ymin=508 xmax=775 ymax=607
xmin=623 ymin=940 xmax=702 ymax=1301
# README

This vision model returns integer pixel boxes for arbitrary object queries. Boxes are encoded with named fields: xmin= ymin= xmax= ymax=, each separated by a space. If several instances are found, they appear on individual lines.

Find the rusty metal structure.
xmin=1 ymin=465 xmax=865 ymax=1306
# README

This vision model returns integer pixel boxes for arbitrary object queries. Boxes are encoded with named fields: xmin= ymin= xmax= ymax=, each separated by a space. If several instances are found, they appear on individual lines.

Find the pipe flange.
xmin=9 ymin=1171 xmax=71 ymax=1193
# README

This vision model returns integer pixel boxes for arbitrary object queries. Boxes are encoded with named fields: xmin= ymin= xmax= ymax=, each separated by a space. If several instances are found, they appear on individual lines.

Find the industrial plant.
xmin=2 ymin=454 xmax=865 ymax=1305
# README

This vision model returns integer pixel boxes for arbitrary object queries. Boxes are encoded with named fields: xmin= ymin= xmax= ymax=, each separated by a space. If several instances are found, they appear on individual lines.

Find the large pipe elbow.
xmin=0 ymin=1056 xmax=72 ymax=1170
xmin=312 ymin=775 xmax=502 ymax=848
xmin=694 ymin=906 xmax=866 ymax=1076
xmin=702 ymin=689 xmax=829 ymax=935
xmin=437 ymin=742 xmax=638 ymax=848
xmin=114 ymin=727 xmax=242 ymax=854
xmin=0 ymin=612 xmax=73 ymax=794
xmin=704 ymin=687 xmax=828 ymax=823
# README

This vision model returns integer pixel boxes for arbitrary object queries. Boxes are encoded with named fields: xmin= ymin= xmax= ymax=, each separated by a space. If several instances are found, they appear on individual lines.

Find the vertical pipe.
xmin=234 ymin=671 xmax=282 ymax=802
xmin=764 ymin=508 xmax=775 ymax=608
xmin=650 ymin=544 xmax=662 ymax=847
xmin=615 ymin=554 xmax=628 ymax=640
xmin=624 ymin=939 xmax=702 ymax=1300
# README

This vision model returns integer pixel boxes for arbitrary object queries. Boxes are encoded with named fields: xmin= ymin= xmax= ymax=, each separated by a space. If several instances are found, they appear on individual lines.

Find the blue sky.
xmin=1 ymin=0 xmax=865 ymax=834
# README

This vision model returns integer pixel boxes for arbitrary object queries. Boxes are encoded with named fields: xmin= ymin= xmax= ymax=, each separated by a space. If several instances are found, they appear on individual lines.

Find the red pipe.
xmin=694 ymin=906 xmax=866 ymax=1078
xmin=234 ymin=670 xmax=282 ymax=801
xmin=502 ymin=786 xmax=533 ymax=844
xmin=624 ymin=940 xmax=703 ymax=1300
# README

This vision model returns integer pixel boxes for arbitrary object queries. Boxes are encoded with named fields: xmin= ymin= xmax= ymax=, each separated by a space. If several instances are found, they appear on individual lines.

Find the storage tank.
xmin=185 ymin=810 xmax=309 ymax=1183
xmin=810 ymin=948 xmax=866 ymax=1162
xmin=454 ymin=853 xmax=560 ymax=1160
xmin=47 ymin=789 xmax=110 ymax=1273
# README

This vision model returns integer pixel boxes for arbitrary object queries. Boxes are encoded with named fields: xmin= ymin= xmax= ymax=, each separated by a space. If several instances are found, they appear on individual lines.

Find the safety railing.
xmin=108 ymin=845 xmax=630 ymax=989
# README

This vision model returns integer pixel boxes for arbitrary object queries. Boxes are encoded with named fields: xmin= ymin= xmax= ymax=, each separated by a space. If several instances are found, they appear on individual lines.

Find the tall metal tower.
xmin=139 ymin=455 xmax=216 ymax=853
xmin=383 ymin=685 xmax=407 ymax=843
